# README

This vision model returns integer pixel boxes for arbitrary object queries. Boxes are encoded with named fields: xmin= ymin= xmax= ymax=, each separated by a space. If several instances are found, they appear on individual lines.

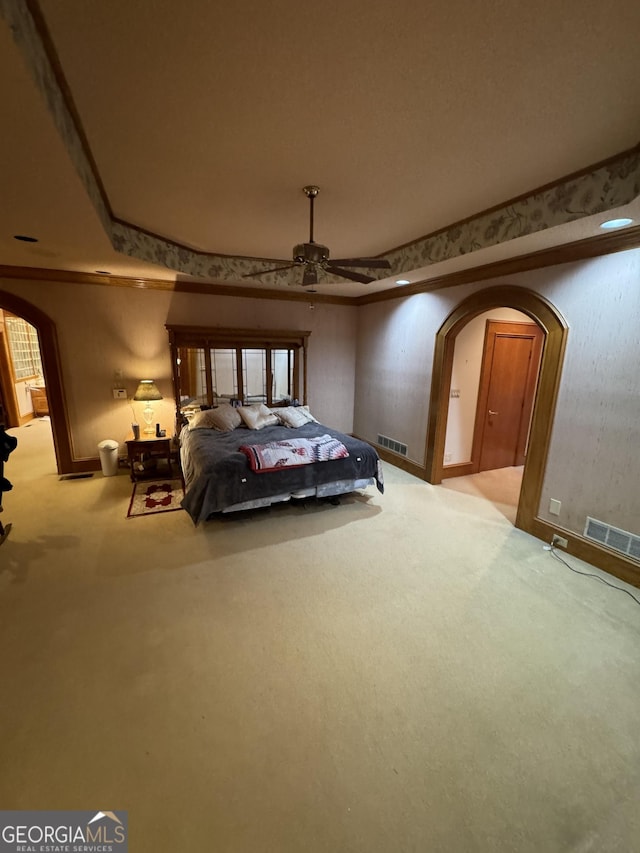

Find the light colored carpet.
xmin=1 ymin=418 xmax=639 ymax=852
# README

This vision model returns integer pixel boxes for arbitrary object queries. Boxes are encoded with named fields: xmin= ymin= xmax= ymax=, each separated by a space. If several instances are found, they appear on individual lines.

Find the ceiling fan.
xmin=243 ymin=185 xmax=392 ymax=288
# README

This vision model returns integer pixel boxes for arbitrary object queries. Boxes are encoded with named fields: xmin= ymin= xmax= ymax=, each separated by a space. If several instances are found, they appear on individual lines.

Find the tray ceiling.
xmin=1 ymin=0 xmax=639 ymax=297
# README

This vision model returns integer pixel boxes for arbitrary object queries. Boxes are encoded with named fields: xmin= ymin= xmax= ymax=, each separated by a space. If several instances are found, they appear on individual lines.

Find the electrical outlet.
xmin=112 ymin=388 xmax=127 ymax=399
xmin=552 ymin=534 xmax=568 ymax=548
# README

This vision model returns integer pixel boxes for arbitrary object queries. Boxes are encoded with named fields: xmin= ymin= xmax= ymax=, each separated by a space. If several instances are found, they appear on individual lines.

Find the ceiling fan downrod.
xmin=303 ymin=185 xmax=319 ymax=244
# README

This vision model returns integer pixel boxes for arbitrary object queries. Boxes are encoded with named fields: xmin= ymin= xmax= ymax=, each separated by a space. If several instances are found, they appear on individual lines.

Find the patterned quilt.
xmin=240 ymin=434 xmax=349 ymax=473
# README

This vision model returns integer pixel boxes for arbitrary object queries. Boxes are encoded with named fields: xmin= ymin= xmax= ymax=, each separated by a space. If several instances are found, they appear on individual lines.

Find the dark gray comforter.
xmin=180 ymin=421 xmax=383 ymax=523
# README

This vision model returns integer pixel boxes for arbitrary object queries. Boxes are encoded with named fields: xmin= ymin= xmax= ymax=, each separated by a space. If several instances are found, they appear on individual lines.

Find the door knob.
xmin=488 ymin=410 xmax=498 ymax=416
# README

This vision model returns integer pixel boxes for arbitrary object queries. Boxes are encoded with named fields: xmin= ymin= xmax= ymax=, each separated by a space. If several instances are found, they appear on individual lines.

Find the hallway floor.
xmin=439 ymin=465 xmax=524 ymax=524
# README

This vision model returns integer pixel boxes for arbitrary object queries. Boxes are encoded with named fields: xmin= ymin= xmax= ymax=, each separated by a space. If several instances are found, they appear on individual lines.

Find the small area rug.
xmin=127 ymin=478 xmax=184 ymax=518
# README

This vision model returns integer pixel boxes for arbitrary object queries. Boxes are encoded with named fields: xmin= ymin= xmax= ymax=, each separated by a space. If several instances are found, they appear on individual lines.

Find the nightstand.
xmin=126 ymin=432 xmax=173 ymax=482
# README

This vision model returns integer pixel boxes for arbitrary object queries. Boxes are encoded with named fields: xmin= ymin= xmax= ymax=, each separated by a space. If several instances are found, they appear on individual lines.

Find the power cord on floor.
xmin=545 ymin=544 xmax=640 ymax=607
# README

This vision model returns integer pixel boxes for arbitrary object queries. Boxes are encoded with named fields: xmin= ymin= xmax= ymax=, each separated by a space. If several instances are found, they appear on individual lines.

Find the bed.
xmin=179 ymin=404 xmax=384 ymax=524
xmin=165 ymin=324 xmax=383 ymax=524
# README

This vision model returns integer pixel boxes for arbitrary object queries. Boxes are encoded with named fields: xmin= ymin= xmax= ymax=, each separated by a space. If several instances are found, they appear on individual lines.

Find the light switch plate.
xmin=112 ymin=388 xmax=127 ymax=399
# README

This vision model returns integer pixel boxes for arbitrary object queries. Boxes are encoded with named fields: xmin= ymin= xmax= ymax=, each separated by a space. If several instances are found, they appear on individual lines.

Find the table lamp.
xmin=133 ymin=380 xmax=162 ymax=434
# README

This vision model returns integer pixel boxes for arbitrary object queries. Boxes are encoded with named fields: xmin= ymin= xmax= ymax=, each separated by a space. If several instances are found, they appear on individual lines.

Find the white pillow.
xmin=300 ymin=405 xmax=318 ymax=421
xmin=189 ymin=405 xmax=242 ymax=431
xmin=274 ymin=406 xmax=318 ymax=428
xmin=237 ymin=403 xmax=279 ymax=430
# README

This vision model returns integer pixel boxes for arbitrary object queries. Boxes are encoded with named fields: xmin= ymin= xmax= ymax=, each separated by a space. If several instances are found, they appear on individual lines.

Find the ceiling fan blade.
xmin=242 ymin=264 xmax=297 ymax=278
xmin=330 ymin=257 xmax=391 ymax=269
xmin=325 ymin=265 xmax=375 ymax=284
xmin=302 ymin=265 xmax=318 ymax=286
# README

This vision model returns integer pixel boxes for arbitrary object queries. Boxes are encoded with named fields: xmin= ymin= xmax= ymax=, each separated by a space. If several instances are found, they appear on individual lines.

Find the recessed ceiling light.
xmin=13 ymin=234 xmax=39 ymax=242
xmin=396 ymin=279 xmax=410 ymax=285
xmin=600 ymin=218 xmax=633 ymax=230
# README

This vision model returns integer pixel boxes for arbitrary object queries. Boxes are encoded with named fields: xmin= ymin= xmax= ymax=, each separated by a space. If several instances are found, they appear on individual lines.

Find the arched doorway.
xmin=0 ymin=290 xmax=73 ymax=474
xmin=424 ymin=286 xmax=568 ymax=537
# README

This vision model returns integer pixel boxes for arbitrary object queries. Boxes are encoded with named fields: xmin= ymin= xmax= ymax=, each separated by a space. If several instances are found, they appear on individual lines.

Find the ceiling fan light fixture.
xmin=294 ymin=242 xmax=329 ymax=264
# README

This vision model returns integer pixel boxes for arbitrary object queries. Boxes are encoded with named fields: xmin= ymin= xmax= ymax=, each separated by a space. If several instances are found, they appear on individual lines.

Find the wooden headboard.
xmin=165 ymin=325 xmax=310 ymax=429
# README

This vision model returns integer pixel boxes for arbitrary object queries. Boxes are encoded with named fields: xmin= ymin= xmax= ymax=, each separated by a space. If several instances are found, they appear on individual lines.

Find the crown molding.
xmin=356 ymin=223 xmax=640 ymax=305
xmin=0 ymin=265 xmax=353 ymax=305
xmin=3 ymin=221 xmax=640 ymax=305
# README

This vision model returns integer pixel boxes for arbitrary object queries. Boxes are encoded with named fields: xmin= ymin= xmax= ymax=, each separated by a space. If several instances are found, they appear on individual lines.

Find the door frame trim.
xmin=424 ymin=285 xmax=569 ymax=536
xmin=0 ymin=328 xmax=20 ymax=427
xmin=0 ymin=289 xmax=74 ymax=474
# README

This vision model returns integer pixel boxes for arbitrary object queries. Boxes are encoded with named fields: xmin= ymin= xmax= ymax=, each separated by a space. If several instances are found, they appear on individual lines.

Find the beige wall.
xmin=354 ymin=294 xmax=441 ymax=457
xmin=355 ymin=248 xmax=640 ymax=541
xmin=3 ymin=246 xmax=640 ymax=545
xmin=0 ymin=279 xmax=357 ymax=459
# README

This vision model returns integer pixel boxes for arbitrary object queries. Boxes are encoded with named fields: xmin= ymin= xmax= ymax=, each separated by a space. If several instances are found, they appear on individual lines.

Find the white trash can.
xmin=97 ymin=439 xmax=119 ymax=477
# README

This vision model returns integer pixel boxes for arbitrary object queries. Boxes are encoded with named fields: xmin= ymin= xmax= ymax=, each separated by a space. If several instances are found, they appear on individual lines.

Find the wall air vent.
xmin=584 ymin=516 xmax=640 ymax=563
xmin=377 ymin=434 xmax=408 ymax=456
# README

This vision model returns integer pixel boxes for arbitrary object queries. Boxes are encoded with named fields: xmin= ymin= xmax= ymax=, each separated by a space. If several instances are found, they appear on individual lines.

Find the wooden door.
xmin=472 ymin=321 xmax=544 ymax=472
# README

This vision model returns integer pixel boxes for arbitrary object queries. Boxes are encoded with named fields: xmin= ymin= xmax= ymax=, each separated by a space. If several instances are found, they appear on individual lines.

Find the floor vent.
xmin=584 ymin=516 xmax=640 ymax=561
xmin=59 ymin=473 xmax=94 ymax=481
xmin=377 ymin=434 xmax=408 ymax=456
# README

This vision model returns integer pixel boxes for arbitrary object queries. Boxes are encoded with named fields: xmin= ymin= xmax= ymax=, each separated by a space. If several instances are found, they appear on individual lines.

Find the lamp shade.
xmin=133 ymin=380 xmax=162 ymax=402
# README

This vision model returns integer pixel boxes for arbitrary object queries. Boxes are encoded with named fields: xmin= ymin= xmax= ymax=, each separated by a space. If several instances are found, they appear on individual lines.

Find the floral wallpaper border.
xmin=4 ymin=2 xmax=640 ymax=286
xmin=1 ymin=0 xmax=112 ymax=236
xmin=110 ymin=152 xmax=640 ymax=283
xmin=386 ymin=151 xmax=640 ymax=275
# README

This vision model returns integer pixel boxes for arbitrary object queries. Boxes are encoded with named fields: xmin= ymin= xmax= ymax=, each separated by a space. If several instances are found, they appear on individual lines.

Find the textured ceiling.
xmin=1 ymin=0 xmax=640 ymax=297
